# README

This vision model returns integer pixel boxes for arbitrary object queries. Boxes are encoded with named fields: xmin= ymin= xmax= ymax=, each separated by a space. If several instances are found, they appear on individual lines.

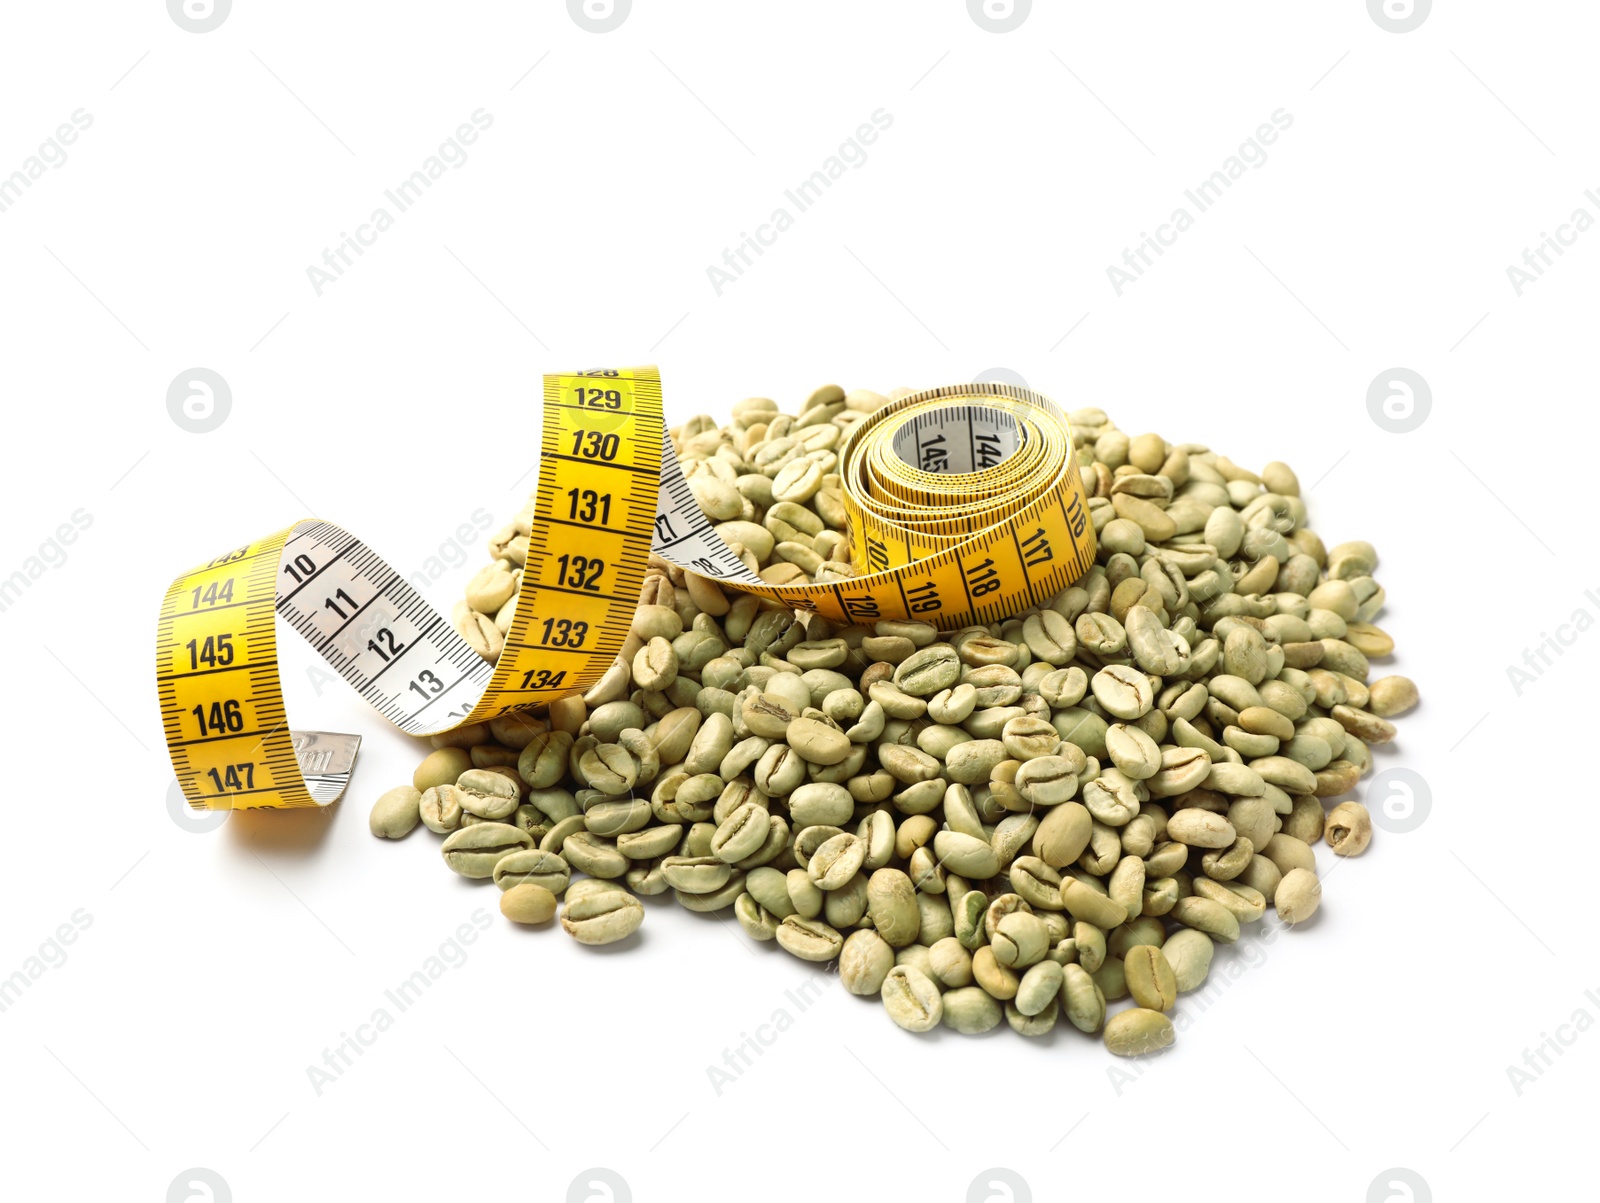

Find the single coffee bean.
xmin=1162 ymin=928 xmax=1214 ymax=993
xmin=415 ymin=747 xmax=472 ymax=791
xmin=893 ymin=644 xmax=962 ymax=697
xmin=742 ymin=692 xmax=796 ymax=739
xmin=1123 ymin=944 xmax=1178 ymax=1011
xmin=924 ymin=935 xmax=970 ymax=987
xmin=1167 ymin=808 xmax=1237 ymax=849
xmin=1367 ymin=674 xmax=1419 ymax=718
xmin=1275 ymin=867 xmax=1322 ymax=923
xmin=561 ymin=830 xmax=629 ymax=879
xmin=1104 ymin=1007 xmax=1175 ymax=1056
xmin=370 ymin=786 xmax=422 ymax=838
xmin=881 ymin=964 xmax=943 ymax=1032
xmin=1001 ymin=715 xmax=1061 ymax=761
xmin=787 ymin=716 xmax=852 ymax=765
xmin=866 ymin=868 xmax=920 ymax=947
xmin=560 ymin=880 xmax=644 ymax=945
xmin=808 ymin=832 xmax=866 ymax=889
xmin=1032 ymin=801 xmax=1093 ymax=868
xmin=1091 ymin=664 xmax=1154 ymax=720
xmin=1170 ymin=895 xmax=1241 ymax=944
xmin=456 ymin=768 xmax=521 ymax=819
xmin=440 ymin=822 xmax=533 ymax=878
xmin=1061 ymin=879 xmax=1127 ymax=929
xmin=1325 ymin=800 xmax=1372 ymax=856
xmin=1081 ymin=771 xmax=1142 ymax=826
xmin=941 ymin=985 xmax=1003 ymax=1034
xmin=964 ymin=949 xmax=1014 ymax=1005
xmin=775 ymin=915 xmax=845 ymax=962
xmin=1105 ymin=723 xmax=1162 ymax=780
xmin=1090 ymin=954 xmax=1127 ymax=1001
xmin=661 ymin=855 xmax=734 ymax=894
xmin=1062 ymin=963 xmax=1107 ymax=1032
xmin=492 ymin=847 xmax=571 ymax=894
xmin=516 ymin=731 xmax=574 ymax=790
xmin=1193 ymin=877 xmax=1267 ymax=924
xmin=616 ymin=823 xmax=682 ymax=860
xmin=944 ymin=739 xmax=1007 ymax=784
xmin=500 ymin=883 xmax=557 ymax=924
xmin=788 ymin=781 xmax=853 ymax=827
xmin=840 ymin=929 xmax=895 ymax=994
xmin=991 ymin=911 xmax=1050 ymax=968
xmin=1014 ymin=959 xmax=1064 ymax=1016
xmin=1262 ymin=833 xmax=1316 ymax=875
xmin=934 ymin=830 xmax=1001 ymax=878
xmin=711 ymin=801 xmax=771 ymax=863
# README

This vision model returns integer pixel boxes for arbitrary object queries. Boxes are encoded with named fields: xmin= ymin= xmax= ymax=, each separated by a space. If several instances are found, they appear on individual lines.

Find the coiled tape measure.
xmin=156 ymin=367 xmax=1096 ymax=811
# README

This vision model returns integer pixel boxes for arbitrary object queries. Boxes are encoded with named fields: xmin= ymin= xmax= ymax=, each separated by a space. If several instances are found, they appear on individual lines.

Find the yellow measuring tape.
xmin=156 ymin=369 xmax=1094 ymax=810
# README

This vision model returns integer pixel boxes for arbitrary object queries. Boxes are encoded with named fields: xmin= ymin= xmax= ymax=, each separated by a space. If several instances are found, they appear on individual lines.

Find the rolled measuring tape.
xmin=156 ymin=368 xmax=1094 ymax=810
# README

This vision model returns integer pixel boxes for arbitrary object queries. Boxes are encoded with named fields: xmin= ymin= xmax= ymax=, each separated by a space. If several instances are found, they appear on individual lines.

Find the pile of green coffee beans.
xmin=368 ymin=385 xmax=1418 ymax=1056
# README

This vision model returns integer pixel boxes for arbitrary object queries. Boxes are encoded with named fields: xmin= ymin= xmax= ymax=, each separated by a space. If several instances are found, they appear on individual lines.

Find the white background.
xmin=0 ymin=2 xmax=1590 ymax=1200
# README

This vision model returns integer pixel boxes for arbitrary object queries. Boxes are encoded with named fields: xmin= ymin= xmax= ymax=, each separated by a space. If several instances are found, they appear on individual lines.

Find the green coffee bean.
xmin=1015 ymin=959 xmax=1064 ymax=1016
xmin=675 ymin=873 xmax=747 ymax=913
xmin=1033 ymin=801 xmax=1093 ymax=868
xmin=968 ymin=946 xmax=1016 ymax=1000
xmin=944 ymin=739 xmax=1007 ymax=784
xmin=1123 ymin=945 xmax=1178 ymax=1011
xmin=840 ymin=929 xmax=894 ymax=994
xmin=786 ymin=868 xmax=823 ymax=918
xmin=865 ymin=868 xmax=920 ymax=947
xmin=894 ymin=644 xmax=962 ymax=696
xmin=787 ymin=781 xmax=851 ymax=827
xmin=933 ymin=830 xmax=1001 ymax=878
xmin=1170 ymin=896 xmax=1241 ymax=944
xmin=881 ymin=965 xmax=942 ymax=1032
xmin=560 ymin=880 xmax=644 ymax=945
xmin=1006 ymin=997 xmax=1059 ymax=1037
xmin=711 ymin=801 xmax=770 ymax=863
xmin=775 ymin=915 xmax=845 ymax=962
xmin=584 ymin=796 xmax=652 ymax=838
xmin=1167 ymin=808 xmax=1236 ymax=849
xmin=492 ymin=848 xmax=571 ymax=894
xmin=1062 ymin=963 xmax=1106 ymax=1033
xmin=1275 ymin=867 xmax=1321 ymax=923
xmin=1195 ymin=877 xmax=1267 ymax=924
xmin=414 ymin=747 xmax=472 ymax=791
xmin=1090 ymin=955 xmax=1127 ymax=1002
xmin=992 ymin=912 xmax=1050 ymax=968
xmin=501 ymin=883 xmax=557 ymax=924
xmin=1368 ymin=674 xmax=1419 ymax=718
xmin=1162 ymin=929 xmax=1214 ymax=992
xmin=808 ymin=833 xmax=866 ymax=889
xmin=1325 ymin=801 xmax=1372 ymax=856
xmin=616 ymin=823 xmax=682 ymax=860
xmin=941 ymin=986 xmax=1003 ymax=1034
xmin=1104 ymin=1007 xmax=1176 ymax=1056
xmin=1091 ymin=665 xmax=1153 ymax=720
xmin=561 ymin=831 xmax=628 ymax=879
xmin=440 ymin=823 xmax=533 ymax=878
xmin=661 ymin=855 xmax=733 ymax=894
xmin=1062 ymin=879 xmax=1126 ymax=929
xmin=370 ymin=786 xmax=421 ymax=838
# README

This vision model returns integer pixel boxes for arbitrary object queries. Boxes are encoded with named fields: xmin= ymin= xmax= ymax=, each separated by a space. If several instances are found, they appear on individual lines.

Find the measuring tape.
xmin=157 ymin=370 xmax=1094 ymax=810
